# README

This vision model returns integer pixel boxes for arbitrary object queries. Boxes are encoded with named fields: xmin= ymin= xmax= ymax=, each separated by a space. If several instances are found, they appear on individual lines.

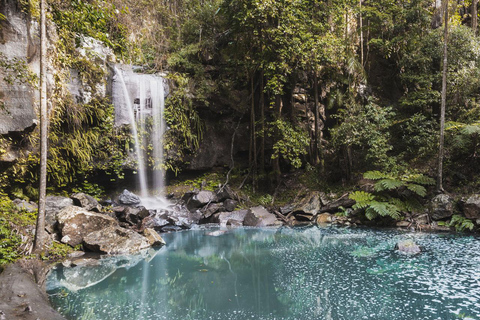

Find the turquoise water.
xmin=47 ymin=226 xmax=480 ymax=320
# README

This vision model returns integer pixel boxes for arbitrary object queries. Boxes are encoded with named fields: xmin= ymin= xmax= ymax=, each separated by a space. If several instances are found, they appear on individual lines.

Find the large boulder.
xmin=168 ymin=208 xmax=202 ymax=228
xmin=463 ymin=195 xmax=480 ymax=220
xmin=213 ymin=210 xmax=248 ymax=226
xmin=292 ymin=192 xmax=324 ymax=221
xmin=430 ymin=194 xmax=454 ymax=220
xmin=115 ymin=206 xmax=150 ymax=225
xmin=71 ymin=192 xmax=102 ymax=212
xmin=118 ymin=189 xmax=141 ymax=205
xmin=12 ymin=199 xmax=37 ymax=213
xmin=244 ymin=206 xmax=282 ymax=227
xmin=184 ymin=190 xmax=217 ymax=211
xmin=83 ymin=226 xmax=150 ymax=254
xmin=202 ymin=202 xmax=224 ymax=219
xmin=57 ymin=206 xmax=118 ymax=247
xmin=45 ymin=196 xmax=74 ymax=226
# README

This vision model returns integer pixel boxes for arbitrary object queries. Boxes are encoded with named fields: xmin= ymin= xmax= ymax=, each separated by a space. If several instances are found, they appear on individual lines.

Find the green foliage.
xmin=51 ymin=0 xmax=129 ymax=56
xmin=268 ymin=119 xmax=308 ymax=169
xmin=0 ymin=194 xmax=36 ymax=266
xmin=350 ymin=170 xmax=434 ymax=221
xmin=448 ymin=215 xmax=475 ymax=232
xmin=0 ymin=52 xmax=38 ymax=87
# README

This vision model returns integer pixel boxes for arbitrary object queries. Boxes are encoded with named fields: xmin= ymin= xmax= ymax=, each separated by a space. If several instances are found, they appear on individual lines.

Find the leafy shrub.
xmin=447 ymin=215 xmax=475 ymax=232
xmin=350 ymin=170 xmax=435 ymax=220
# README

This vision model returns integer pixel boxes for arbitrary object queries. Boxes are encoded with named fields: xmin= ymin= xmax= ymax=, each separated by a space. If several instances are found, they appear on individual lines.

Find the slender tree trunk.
xmin=33 ymin=0 xmax=47 ymax=253
xmin=473 ymin=0 xmax=478 ymax=35
xmin=437 ymin=0 xmax=448 ymax=193
xmin=313 ymin=72 xmax=320 ymax=165
xmin=260 ymin=71 xmax=265 ymax=174
xmin=359 ymin=0 xmax=364 ymax=66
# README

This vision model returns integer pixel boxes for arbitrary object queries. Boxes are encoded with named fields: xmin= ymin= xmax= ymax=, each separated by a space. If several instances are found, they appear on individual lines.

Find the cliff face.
xmin=0 ymin=0 xmax=39 ymax=135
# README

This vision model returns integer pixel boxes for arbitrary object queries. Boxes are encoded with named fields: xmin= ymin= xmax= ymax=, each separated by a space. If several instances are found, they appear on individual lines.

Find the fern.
xmin=375 ymin=179 xmax=404 ymax=192
xmin=350 ymin=170 xmax=433 ymax=221
xmin=448 ymin=215 xmax=474 ymax=232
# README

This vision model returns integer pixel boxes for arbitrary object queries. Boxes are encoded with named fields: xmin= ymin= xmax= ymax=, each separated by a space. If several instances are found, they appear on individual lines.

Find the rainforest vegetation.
xmin=2 ymin=0 xmax=480 ymax=262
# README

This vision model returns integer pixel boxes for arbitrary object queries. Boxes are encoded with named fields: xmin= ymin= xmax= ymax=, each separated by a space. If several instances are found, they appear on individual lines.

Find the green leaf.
xmin=406 ymin=184 xmax=427 ymax=197
xmin=363 ymin=170 xmax=391 ymax=180
xmin=374 ymin=179 xmax=404 ymax=192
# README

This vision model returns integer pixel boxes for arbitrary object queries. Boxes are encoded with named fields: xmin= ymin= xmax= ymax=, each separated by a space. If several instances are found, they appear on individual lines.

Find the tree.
xmin=33 ymin=0 xmax=48 ymax=253
xmin=437 ymin=0 xmax=448 ymax=193
xmin=473 ymin=0 xmax=478 ymax=36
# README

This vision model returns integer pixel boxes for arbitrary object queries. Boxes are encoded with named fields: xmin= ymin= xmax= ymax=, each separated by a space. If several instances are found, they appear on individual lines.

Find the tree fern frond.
xmin=402 ymin=198 xmax=423 ymax=212
xmin=350 ymin=191 xmax=375 ymax=210
xmin=406 ymin=183 xmax=427 ymax=197
xmin=405 ymin=174 xmax=435 ymax=186
xmin=368 ymin=201 xmax=401 ymax=220
xmin=374 ymin=179 xmax=404 ymax=192
xmin=363 ymin=170 xmax=390 ymax=180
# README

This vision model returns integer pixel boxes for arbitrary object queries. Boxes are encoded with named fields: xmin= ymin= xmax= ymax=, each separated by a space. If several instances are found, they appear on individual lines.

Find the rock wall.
xmin=0 ymin=0 xmax=39 ymax=135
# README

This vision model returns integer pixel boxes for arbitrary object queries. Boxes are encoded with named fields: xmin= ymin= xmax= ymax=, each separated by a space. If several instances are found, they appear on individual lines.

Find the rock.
xmin=57 ymin=206 xmax=118 ymax=247
xmin=45 ymin=196 xmax=74 ymax=226
xmin=316 ymin=213 xmax=333 ymax=224
xmin=215 ymin=185 xmax=236 ymax=201
xmin=116 ymin=206 xmax=150 ymax=225
xmin=185 ymin=190 xmax=217 ymax=211
xmin=395 ymin=239 xmax=421 ymax=255
xmin=141 ymin=215 xmax=170 ymax=230
xmin=12 ymin=199 xmax=37 ymax=213
xmin=280 ymin=204 xmax=294 ymax=216
xmin=223 ymin=199 xmax=237 ymax=212
xmin=292 ymin=191 xmax=324 ymax=220
xmin=143 ymin=228 xmax=166 ymax=246
xmin=430 ymin=194 xmax=454 ymax=220
xmin=213 ymin=210 xmax=248 ymax=226
xmin=71 ymin=192 xmax=102 ymax=212
xmin=463 ymin=195 xmax=480 ymax=219
xmin=202 ymin=202 xmax=224 ymax=219
xmin=168 ymin=208 xmax=202 ymax=228
xmin=244 ymin=206 xmax=282 ymax=227
xmin=396 ymin=221 xmax=411 ymax=227
xmin=118 ymin=189 xmax=141 ymax=205
xmin=320 ymin=193 xmax=356 ymax=213
xmin=83 ymin=226 xmax=150 ymax=254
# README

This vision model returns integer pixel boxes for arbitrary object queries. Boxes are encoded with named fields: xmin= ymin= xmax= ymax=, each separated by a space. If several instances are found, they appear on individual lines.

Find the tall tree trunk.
xmin=33 ymin=0 xmax=47 ymax=253
xmin=260 ymin=71 xmax=265 ymax=174
xmin=359 ymin=0 xmax=364 ymax=66
xmin=437 ymin=0 xmax=448 ymax=193
xmin=473 ymin=0 xmax=478 ymax=35
xmin=313 ymin=72 xmax=320 ymax=165
xmin=250 ymin=76 xmax=257 ymax=191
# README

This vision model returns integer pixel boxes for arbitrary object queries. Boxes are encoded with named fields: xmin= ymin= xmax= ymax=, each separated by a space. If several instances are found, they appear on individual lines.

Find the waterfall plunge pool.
xmin=46 ymin=226 xmax=480 ymax=320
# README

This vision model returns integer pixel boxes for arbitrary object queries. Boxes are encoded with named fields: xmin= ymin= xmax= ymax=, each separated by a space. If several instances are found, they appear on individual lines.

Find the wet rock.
xmin=12 ymin=199 xmax=37 ymax=213
xmin=430 ymin=194 xmax=454 ymax=220
xmin=202 ymin=202 xmax=224 ymax=219
xmin=463 ymin=195 xmax=480 ymax=220
xmin=185 ymin=190 xmax=217 ymax=211
xmin=213 ymin=210 xmax=248 ymax=226
xmin=244 ymin=206 xmax=282 ymax=227
xmin=280 ymin=204 xmax=294 ymax=216
xmin=118 ymin=189 xmax=141 ymax=205
xmin=223 ymin=199 xmax=237 ymax=212
xmin=83 ymin=226 xmax=150 ymax=254
xmin=316 ymin=213 xmax=333 ymax=224
xmin=168 ymin=209 xmax=202 ymax=228
xmin=396 ymin=221 xmax=411 ymax=228
xmin=292 ymin=191 xmax=324 ymax=220
xmin=320 ymin=193 xmax=355 ymax=213
xmin=71 ymin=192 xmax=102 ymax=212
xmin=141 ymin=214 xmax=170 ymax=230
xmin=143 ymin=228 xmax=166 ymax=246
xmin=57 ymin=206 xmax=118 ymax=247
xmin=395 ymin=239 xmax=421 ymax=255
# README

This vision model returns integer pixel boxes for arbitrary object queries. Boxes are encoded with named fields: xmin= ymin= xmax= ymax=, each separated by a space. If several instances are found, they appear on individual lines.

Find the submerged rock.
xmin=395 ymin=239 xmax=421 ymax=255
xmin=118 ymin=189 xmax=141 ymax=205
xmin=430 ymin=194 xmax=454 ymax=220
xmin=57 ymin=206 xmax=118 ymax=247
xmin=244 ymin=206 xmax=282 ymax=227
xmin=71 ymin=192 xmax=102 ymax=212
xmin=83 ymin=226 xmax=150 ymax=254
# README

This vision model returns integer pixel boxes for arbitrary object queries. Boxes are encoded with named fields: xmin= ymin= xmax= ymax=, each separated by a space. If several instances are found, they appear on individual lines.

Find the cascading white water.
xmin=113 ymin=66 xmax=169 ymax=209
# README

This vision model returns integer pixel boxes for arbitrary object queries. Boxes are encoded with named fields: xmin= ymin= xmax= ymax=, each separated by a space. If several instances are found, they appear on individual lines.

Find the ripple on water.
xmin=47 ymin=227 xmax=480 ymax=320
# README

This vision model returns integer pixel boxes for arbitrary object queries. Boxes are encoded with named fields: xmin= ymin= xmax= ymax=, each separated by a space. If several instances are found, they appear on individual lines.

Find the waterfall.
xmin=113 ymin=66 xmax=169 ymax=209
